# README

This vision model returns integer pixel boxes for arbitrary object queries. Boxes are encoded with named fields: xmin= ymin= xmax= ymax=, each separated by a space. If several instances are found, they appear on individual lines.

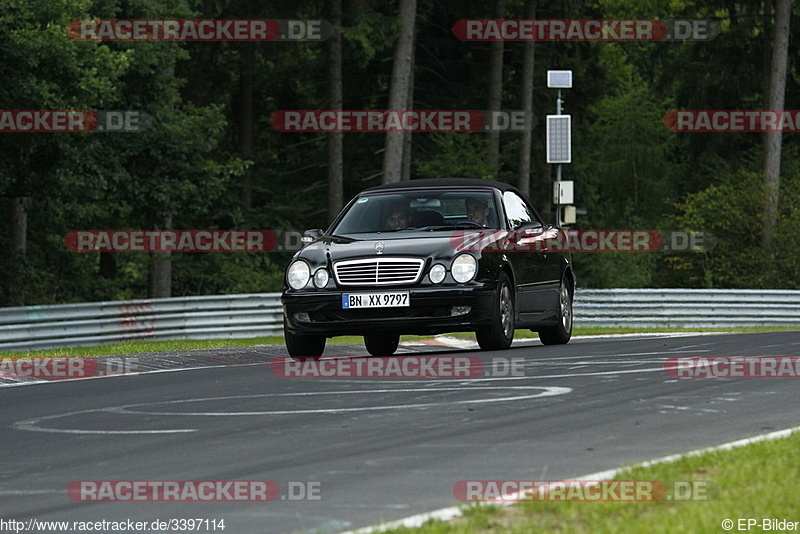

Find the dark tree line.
xmin=1 ymin=0 xmax=798 ymax=306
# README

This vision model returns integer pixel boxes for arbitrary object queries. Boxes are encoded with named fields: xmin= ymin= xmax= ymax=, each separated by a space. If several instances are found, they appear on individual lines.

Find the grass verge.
xmin=372 ymin=431 xmax=800 ymax=533
xmin=1 ymin=326 xmax=797 ymax=359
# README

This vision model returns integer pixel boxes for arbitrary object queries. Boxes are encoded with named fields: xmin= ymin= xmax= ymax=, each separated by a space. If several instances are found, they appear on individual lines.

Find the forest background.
xmin=1 ymin=0 xmax=798 ymax=307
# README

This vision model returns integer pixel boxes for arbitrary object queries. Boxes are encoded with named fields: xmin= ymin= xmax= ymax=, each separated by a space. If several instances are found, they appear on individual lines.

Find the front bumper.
xmin=282 ymin=285 xmax=496 ymax=336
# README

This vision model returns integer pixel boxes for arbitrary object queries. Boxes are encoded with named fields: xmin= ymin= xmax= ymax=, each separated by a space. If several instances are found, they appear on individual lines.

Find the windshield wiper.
xmin=415 ymin=224 xmax=489 ymax=231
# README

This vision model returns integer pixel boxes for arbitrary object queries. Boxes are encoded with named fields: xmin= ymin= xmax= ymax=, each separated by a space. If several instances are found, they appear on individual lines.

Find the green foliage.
xmin=670 ymin=151 xmax=800 ymax=289
xmin=577 ymin=46 xmax=688 ymax=227
xmin=339 ymin=4 xmax=399 ymax=67
xmin=172 ymin=253 xmax=285 ymax=295
xmin=416 ymin=133 xmax=497 ymax=180
xmin=574 ymin=251 xmax=660 ymax=289
xmin=2 ymin=0 xmax=800 ymax=305
xmin=570 ymin=43 xmax=688 ymax=288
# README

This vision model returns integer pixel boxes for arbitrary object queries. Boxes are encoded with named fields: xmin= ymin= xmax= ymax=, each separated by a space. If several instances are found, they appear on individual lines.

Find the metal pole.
xmin=555 ymin=89 xmax=563 ymax=226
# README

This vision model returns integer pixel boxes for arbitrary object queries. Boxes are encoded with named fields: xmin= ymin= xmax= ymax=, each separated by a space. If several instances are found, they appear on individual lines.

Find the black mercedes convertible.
xmin=281 ymin=178 xmax=574 ymax=357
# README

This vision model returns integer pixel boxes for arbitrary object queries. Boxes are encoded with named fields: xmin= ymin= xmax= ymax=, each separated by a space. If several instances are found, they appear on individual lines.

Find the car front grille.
xmin=333 ymin=257 xmax=425 ymax=286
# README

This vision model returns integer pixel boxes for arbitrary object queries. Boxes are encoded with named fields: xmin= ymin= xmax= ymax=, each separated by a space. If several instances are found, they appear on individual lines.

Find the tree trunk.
xmin=486 ymin=0 xmax=506 ymax=170
xmin=148 ymin=62 xmax=176 ymax=299
xmin=762 ymin=0 xmax=791 ymax=251
xmin=761 ymin=0 xmax=774 ymax=109
xmin=382 ymin=0 xmax=417 ymax=184
xmin=9 ymin=197 xmax=26 ymax=257
xmin=147 ymin=214 xmax=172 ymax=298
xmin=6 ymin=197 xmax=28 ymax=306
xmin=516 ymin=0 xmax=536 ymax=197
xmin=239 ymin=45 xmax=255 ymax=214
xmin=327 ymin=0 xmax=344 ymax=222
xmin=401 ymin=37 xmax=416 ymax=182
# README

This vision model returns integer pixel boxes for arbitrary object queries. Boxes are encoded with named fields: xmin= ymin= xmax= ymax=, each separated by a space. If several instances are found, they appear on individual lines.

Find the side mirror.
xmin=301 ymin=228 xmax=324 ymax=244
xmin=515 ymin=221 xmax=543 ymax=232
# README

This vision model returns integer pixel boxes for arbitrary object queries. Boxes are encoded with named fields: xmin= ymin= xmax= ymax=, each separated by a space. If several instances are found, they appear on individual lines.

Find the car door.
xmin=501 ymin=191 xmax=560 ymax=320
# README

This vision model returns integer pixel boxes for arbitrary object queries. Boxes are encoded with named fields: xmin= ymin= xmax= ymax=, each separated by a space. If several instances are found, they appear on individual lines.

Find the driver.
xmin=386 ymin=204 xmax=410 ymax=230
xmin=465 ymin=197 xmax=490 ymax=226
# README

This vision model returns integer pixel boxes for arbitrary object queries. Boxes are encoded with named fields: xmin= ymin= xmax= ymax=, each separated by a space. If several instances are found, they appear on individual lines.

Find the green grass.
xmin=372 ymin=432 xmax=800 ymax=533
xmin=0 ymin=336 xmax=362 ymax=359
xmin=2 ymin=326 xmax=797 ymax=359
xmin=0 ymin=338 xmax=280 ymax=360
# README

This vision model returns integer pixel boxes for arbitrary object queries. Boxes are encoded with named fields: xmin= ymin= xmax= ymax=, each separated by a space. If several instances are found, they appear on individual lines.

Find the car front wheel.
xmin=364 ymin=334 xmax=400 ymax=356
xmin=476 ymin=272 xmax=515 ymax=351
xmin=538 ymin=275 xmax=573 ymax=345
xmin=284 ymin=318 xmax=326 ymax=359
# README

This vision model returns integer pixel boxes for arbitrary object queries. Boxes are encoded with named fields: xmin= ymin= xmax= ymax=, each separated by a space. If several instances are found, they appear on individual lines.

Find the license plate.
xmin=342 ymin=292 xmax=409 ymax=309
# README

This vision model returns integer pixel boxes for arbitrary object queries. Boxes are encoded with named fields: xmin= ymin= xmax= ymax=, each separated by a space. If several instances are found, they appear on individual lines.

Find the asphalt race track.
xmin=2 ymin=332 xmax=800 ymax=533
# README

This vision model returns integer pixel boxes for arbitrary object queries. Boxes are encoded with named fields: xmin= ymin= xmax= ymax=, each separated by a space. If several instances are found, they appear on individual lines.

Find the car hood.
xmin=299 ymin=233 xmax=484 ymax=263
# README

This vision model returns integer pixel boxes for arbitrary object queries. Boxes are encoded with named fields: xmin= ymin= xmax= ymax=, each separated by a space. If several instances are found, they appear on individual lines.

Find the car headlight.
xmin=287 ymin=261 xmax=311 ymax=289
xmin=313 ymin=268 xmax=330 ymax=288
xmin=451 ymin=254 xmax=477 ymax=283
xmin=429 ymin=264 xmax=446 ymax=284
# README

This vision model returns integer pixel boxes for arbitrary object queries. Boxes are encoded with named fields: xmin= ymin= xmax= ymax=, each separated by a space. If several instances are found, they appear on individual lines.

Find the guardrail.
xmin=0 ymin=294 xmax=284 ymax=351
xmin=1 ymin=289 xmax=799 ymax=351
xmin=576 ymin=288 xmax=800 ymax=328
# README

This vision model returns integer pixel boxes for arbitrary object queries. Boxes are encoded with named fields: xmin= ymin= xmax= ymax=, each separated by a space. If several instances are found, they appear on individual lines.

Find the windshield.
xmin=331 ymin=190 xmax=500 ymax=235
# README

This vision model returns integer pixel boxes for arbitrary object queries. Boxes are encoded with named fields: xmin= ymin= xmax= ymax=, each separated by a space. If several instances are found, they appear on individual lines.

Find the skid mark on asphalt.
xmin=657 ymin=404 xmax=721 ymax=414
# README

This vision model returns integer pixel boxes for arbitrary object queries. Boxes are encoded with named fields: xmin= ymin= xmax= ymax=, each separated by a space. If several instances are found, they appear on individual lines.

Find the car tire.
xmin=284 ymin=318 xmax=326 ymax=359
xmin=538 ymin=274 xmax=573 ymax=345
xmin=476 ymin=272 xmax=515 ymax=351
xmin=364 ymin=334 xmax=400 ymax=356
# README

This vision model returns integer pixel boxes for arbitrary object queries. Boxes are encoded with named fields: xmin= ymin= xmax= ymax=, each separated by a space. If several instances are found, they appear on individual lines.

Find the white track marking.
xmin=434 ymin=365 xmax=673 ymax=382
xmin=570 ymin=332 xmax=728 ymax=340
xmin=10 ymin=386 xmax=571 ymax=433
xmin=426 ymin=332 xmax=726 ymax=350
xmin=107 ymin=387 xmax=572 ymax=416
xmin=0 ymin=363 xmax=262 ymax=388
xmin=11 ymin=408 xmax=199 ymax=435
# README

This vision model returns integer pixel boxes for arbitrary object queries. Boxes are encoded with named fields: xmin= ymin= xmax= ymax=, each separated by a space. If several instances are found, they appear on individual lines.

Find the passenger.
xmin=465 ymin=197 xmax=490 ymax=226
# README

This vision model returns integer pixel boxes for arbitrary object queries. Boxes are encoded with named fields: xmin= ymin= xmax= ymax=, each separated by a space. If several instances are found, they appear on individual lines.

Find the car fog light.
xmin=429 ymin=264 xmax=446 ymax=284
xmin=450 ymin=305 xmax=471 ymax=317
xmin=293 ymin=312 xmax=310 ymax=322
